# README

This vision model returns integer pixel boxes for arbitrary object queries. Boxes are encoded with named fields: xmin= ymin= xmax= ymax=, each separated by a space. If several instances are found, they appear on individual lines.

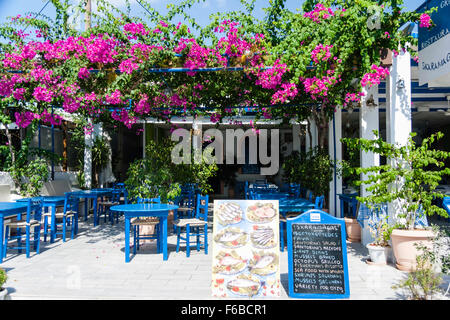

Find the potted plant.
xmin=342 ymin=131 xmax=450 ymax=271
xmin=366 ymin=214 xmax=393 ymax=265
xmin=392 ymin=225 xmax=449 ymax=300
xmin=0 ymin=267 xmax=8 ymax=300
xmin=342 ymin=198 xmax=362 ymax=243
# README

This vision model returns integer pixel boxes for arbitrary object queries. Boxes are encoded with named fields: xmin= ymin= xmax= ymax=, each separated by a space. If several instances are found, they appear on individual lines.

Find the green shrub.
xmin=282 ymin=147 xmax=333 ymax=198
xmin=0 ymin=268 xmax=6 ymax=289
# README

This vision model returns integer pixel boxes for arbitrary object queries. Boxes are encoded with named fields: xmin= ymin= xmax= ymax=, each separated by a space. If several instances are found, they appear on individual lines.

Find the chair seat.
xmin=98 ymin=201 xmax=120 ymax=207
xmin=173 ymin=218 xmax=207 ymax=227
xmin=5 ymin=219 xmax=41 ymax=228
xmin=43 ymin=211 xmax=75 ymax=218
xmin=177 ymin=207 xmax=194 ymax=212
xmin=131 ymin=217 xmax=159 ymax=225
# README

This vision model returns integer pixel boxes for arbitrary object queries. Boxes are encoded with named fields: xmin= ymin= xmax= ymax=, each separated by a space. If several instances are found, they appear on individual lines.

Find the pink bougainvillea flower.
xmin=78 ymin=67 xmax=91 ymax=79
xmin=419 ymin=13 xmax=432 ymax=28
xmin=32 ymin=86 xmax=53 ymax=102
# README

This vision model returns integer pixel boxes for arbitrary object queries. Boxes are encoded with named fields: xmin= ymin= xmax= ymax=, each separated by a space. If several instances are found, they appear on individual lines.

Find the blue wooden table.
xmin=110 ymin=203 xmax=178 ymax=262
xmin=278 ymin=198 xmax=315 ymax=252
xmin=71 ymin=189 xmax=112 ymax=226
xmin=279 ymin=198 xmax=315 ymax=215
xmin=256 ymin=192 xmax=290 ymax=200
xmin=16 ymin=196 xmax=66 ymax=243
xmin=0 ymin=202 xmax=30 ymax=263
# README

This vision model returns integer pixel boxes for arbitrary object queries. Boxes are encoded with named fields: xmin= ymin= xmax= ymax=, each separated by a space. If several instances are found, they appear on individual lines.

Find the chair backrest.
xmin=179 ymin=190 xmax=195 ymax=207
xmin=195 ymin=194 xmax=209 ymax=222
xmin=314 ymin=195 xmax=324 ymax=209
xmin=64 ymin=192 xmax=79 ymax=213
xmin=26 ymin=197 xmax=44 ymax=222
xmin=114 ymin=182 xmax=125 ymax=189
xmin=138 ymin=197 xmax=161 ymax=204
xmin=110 ymin=190 xmax=121 ymax=202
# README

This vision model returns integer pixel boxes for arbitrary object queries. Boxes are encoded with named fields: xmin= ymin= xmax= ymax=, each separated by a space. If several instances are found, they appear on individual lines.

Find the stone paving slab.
xmin=1 ymin=217 xmax=449 ymax=300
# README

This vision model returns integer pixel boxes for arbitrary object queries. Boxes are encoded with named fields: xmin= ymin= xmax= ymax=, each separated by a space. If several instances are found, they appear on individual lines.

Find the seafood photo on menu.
xmin=213 ymin=227 xmax=248 ymax=248
xmin=248 ymin=251 xmax=279 ymax=276
xmin=246 ymin=202 xmax=277 ymax=223
xmin=216 ymin=202 xmax=243 ymax=226
xmin=226 ymin=274 xmax=262 ymax=297
xmin=212 ymin=251 xmax=248 ymax=275
xmin=250 ymin=225 xmax=277 ymax=249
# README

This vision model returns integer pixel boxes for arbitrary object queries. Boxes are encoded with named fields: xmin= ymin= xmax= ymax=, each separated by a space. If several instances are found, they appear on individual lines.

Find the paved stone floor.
xmin=1 ymin=216 xmax=449 ymax=300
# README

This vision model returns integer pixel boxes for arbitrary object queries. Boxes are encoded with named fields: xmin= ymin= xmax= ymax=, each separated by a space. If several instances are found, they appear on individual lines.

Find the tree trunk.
xmin=1 ymin=122 xmax=20 ymax=188
xmin=62 ymin=121 xmax=68 ymax=171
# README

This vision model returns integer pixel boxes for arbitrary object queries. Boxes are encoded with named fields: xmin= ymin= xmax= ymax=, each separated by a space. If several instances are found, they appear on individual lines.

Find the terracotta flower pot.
xmin=390 ymin=229 xmax=434 ymax=272
xmin=344 ymin=217 xmax=361 ymax=242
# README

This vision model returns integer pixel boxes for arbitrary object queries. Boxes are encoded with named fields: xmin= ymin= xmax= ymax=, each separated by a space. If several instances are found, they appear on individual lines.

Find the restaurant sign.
xmin=211 ymin=200 xmax=281 ymax=298
xmin=418 ymin=0 xmax=450 ymax=86
xmin=286 ymin=210 xmax=350 ymax=299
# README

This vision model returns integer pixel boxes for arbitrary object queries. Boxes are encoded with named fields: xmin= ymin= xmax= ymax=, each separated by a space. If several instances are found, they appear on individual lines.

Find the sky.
xmin=0 ymin=0 xmax=428 ymax=31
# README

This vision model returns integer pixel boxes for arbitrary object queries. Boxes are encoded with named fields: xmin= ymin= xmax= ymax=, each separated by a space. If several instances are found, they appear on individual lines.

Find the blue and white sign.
xmin=286 ymin=210 xmax=350 ymax=299
xmin=418 ymin=0 xmax=450 ymax=86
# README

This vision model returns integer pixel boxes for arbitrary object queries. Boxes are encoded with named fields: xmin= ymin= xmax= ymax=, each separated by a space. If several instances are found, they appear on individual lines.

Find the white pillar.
xmin=386 ymin=48 xmax=412 ymax=228
xmin=359 ymin=85 xmax=380 ymax=245
xmin=305 ymin=122 xmax=311 ymax=151
xmin=192 ymin=117 xmax=202 ymax=163
xmin=386 ymin=50 xmax=412 ymax=146
xmin=329 ymin=108 xmax=342 ymax=217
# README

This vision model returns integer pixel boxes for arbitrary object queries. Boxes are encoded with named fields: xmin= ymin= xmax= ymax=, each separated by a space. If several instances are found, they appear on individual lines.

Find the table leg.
xmin=0 ymin=216 xmax=4 ymax=263
xmin=84 ymin=198 xmax=88 ymax=221
xmin=125 ymin=217 xmax=130 ymax=263
xmin=50 ymin=205 xmax=56 ymax=243
xmin=162 ymin=215 xmax=168 ymax=261
xmin=93 ymin=197 xmax=98 ymax=227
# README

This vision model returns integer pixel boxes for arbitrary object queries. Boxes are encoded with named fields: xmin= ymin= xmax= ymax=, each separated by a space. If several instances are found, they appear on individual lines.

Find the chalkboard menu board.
xmin=287 ymin=210 xmax=350 ymax=299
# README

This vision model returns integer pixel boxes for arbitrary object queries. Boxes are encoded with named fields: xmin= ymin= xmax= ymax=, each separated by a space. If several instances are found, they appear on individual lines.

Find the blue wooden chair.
xmin=305 ymin=190 xmax=314 ymax=202
xmin=3 ymin=198 xmax=43 ymax=258
xmin=175 ymin=190 xmax=196 ymax=219
xmin=43 ymin=192 xmax=78 ymax=242
xmin=289 ymin=183 xmax=301 ymax=197
xmin=113 ymin=183 xmax=128 ymax=204
xmin=98 ymin=190 xmax=121 ymax=224
xmin=314 ymin=195 xmax=324 ymax=209
xmin=131 ymin=197 xmax=161 ymax=254
xmin=174 ymin=194 xmax=209 ymax=257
